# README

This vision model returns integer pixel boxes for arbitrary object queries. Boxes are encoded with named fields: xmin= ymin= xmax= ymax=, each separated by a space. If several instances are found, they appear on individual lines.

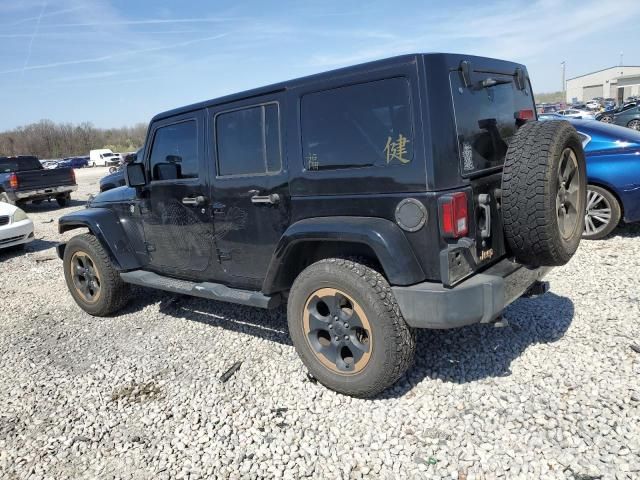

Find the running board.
xmin=120 ymin=270 xmax=280 ymax=309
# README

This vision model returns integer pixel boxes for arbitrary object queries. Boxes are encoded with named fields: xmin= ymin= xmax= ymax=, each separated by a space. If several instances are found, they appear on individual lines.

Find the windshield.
xmin=0 ymin=156 xmax=42 ymax=173
xmin=103 ymin=153 xmax=115 ymax=157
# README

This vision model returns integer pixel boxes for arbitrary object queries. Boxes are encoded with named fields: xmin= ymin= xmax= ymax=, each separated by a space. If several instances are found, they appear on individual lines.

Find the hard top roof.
xmin=151 ymin=52 xmax=526 ymax=122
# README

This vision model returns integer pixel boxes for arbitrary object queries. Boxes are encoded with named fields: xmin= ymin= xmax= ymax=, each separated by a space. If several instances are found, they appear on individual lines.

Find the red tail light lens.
xmin=517 ymin=109 xmax=535 ymax=121
xmin=439 ymin=192 xmax=468 ymax=238
xmin=8 ymin=172 xmax=19 ymax=189
xmin=71 ymin=168 xmax=76 ymax=183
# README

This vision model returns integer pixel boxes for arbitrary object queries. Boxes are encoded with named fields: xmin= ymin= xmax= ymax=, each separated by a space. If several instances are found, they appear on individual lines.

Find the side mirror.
xmin=125 ymin=162 xmax=146 ymax=187
xmin=124 ymin=153 xmax=137 ymax=164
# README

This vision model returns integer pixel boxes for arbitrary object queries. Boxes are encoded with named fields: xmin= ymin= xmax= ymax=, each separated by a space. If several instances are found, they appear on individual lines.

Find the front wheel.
xmin=583 ymin=185 xmax=622 ymax=240
xmin=63 ymin=234 xmax=129 ymax=316
xmin=599 ymin=115 xmax=613 ymax=123
xmin=287 ymin=258 xmax=415 ymax=398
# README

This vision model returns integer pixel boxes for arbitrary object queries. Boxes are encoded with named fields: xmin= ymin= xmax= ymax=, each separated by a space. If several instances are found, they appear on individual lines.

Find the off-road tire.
xmin=502 ymin=120 xmax=586 ymax=266
xmin=287 ymin=258 xmax=416 ymax=398
xmin=56 ymin=194 xmax=70 ymax=207
xmin=63 ymin=233 xmax=129 ymax=316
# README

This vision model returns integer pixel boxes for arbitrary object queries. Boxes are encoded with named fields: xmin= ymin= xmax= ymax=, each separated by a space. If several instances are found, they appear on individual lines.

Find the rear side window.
xmin=149 ymin=121 xmax=198 ymax=181
xmin=301 ymin=78 xmax=413 ymax=171
xmin=216 ymin=104 xmax=281 ymax=177
xmin=450 ymin=71 xmax=534 ymax=175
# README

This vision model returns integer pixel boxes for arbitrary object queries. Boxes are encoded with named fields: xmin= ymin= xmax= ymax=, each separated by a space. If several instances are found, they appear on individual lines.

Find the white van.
xmin=89 ymin=149 xmax=122 ymax=167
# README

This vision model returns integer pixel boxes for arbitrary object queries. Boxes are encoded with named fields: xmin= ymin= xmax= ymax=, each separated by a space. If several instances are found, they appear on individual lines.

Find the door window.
xmin=301 ymin=78 xmax=413 ymax=171
xmin=149 ymin=121 xmax=198 ymax=181
xmin=216 ymin=104 xmax=281 ymax=176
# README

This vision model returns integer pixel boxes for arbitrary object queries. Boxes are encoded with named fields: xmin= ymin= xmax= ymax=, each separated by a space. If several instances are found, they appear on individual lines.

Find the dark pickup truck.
xmin=0 ymin=156 xmax=77 ymax=207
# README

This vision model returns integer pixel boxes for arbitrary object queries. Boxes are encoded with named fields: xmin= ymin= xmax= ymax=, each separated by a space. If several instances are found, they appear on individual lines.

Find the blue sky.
xmin=1 ymin=0 xmax=639 ymax=130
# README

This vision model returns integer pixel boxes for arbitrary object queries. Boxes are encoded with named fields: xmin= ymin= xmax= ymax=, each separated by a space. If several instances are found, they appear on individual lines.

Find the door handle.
xmin=182 ymin=195 xmax=207 ymax=206
xmin=249 ymin=191 xmax=280 ymax=205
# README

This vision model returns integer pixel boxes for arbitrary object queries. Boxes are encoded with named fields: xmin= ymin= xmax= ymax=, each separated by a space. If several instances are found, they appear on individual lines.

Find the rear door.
xmin=208 ymin=93 xmax=289 ymax=288
xmin=449 ymin=68 xmax=536 ymax=268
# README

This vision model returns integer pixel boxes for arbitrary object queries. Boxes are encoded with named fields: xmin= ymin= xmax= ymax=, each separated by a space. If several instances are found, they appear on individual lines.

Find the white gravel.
xmin=1 ymin=167 xmax=639 ymax=479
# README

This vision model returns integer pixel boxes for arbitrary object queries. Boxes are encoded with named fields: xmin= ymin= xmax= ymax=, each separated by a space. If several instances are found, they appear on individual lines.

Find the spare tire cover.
xmin=501 ymin=120 xmax=586 ymax=267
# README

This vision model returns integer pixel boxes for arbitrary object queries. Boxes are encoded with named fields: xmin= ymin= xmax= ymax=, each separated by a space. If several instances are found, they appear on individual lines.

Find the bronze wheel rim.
xmin=70 ymin=251 xmax=102 ymax=304
xmin=303 ymin=287 xmax=372 ymax=375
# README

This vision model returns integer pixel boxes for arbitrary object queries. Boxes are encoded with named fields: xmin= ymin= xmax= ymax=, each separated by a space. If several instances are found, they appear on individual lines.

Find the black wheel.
xmin=0 ymin=192 xmax=15 ymax=205
xmin=287 ymin=258 xmax=415 ymax=398
xmin=502 ymin=120 xmax=587 ymax=266
xmin=63 ymin=234 xmax=129 ymax=316
xmin=56 ymin=194 xmax=70 ymax=207
xmin=583 ymin=185 xmax=622 ymax=240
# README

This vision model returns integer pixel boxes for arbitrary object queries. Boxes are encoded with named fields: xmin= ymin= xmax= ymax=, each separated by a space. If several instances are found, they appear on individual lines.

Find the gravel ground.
xmin=1 ymin=167 xmax=639 ymax=480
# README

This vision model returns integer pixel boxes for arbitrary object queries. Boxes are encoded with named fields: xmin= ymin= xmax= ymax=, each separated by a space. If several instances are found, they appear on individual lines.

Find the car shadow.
xmin=382 ymin=292 xmax=575 ymax=398
xmin=120 ymin=287 xmax=292 ymax=346
xmin=612 ymin=222 xmax=640 ymax=239
xmin=121 ymin=287 xmax=573 ymax=396
xmin=0 ymin=238 xmax=60 ymax=260
xmin=21 ymin=198 xmax=87 ymax=212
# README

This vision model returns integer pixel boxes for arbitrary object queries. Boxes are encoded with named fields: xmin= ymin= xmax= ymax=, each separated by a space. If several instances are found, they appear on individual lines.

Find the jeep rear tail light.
xmin=439 ymin=192 xmax=468 ymax=238
xmin=8 ymin=172 xmax=19 ymax=189
xmin=517 ymin=109 xmax=535 ymax=121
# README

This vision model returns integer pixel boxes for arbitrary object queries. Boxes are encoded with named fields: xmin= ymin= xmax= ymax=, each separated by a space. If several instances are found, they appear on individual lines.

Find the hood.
xmin=89 ymin=185 xmax=136 ymax=206
xmin=0 ymin=201 xmax=19 ymax=216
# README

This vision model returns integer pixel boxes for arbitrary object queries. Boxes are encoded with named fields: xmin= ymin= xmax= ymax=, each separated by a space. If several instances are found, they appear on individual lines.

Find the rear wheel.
xmin=63 ymin=234 xmax=129 ymax=316
xmin=56 ymin=194 xmax=70 ymax=207
xmin=287 ymin=258 xmax=415 ymax=398
xmin=628 ymin=119 xmax=640 ymax=131
xmin=583 ymin=185 xmax=621 ymax=240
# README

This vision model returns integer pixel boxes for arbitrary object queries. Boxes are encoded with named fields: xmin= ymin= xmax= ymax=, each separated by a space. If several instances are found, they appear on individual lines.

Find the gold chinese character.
xmin=384 ymin=134 xmax=410 ymax=164
xmin=306 ymin=153 xmax=319 ymax=170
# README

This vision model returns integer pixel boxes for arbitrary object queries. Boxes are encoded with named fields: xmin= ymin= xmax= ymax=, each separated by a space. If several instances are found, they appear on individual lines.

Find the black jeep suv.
xmin=57 ymin=54 xmax=586 ymax=397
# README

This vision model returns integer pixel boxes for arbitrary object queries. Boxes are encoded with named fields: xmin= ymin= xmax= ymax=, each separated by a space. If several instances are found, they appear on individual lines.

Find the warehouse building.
xmin=566 ymin=66 xmax=640 ymax=103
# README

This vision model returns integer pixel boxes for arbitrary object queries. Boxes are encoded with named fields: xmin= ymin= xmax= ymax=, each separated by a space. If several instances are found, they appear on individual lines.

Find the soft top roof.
xmin=151 ymin=53 xmax=527 ymax=122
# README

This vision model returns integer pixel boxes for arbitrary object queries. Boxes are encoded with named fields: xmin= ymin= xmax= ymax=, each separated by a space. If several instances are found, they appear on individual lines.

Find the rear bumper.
xmin=14 ymin=185 xmax=77 ymax=200
xmin=392 ymin=259 xmax=552 ymax=329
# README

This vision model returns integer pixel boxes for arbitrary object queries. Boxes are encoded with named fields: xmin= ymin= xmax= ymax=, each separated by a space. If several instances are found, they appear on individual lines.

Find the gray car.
xmin=608 ymin=104 xmax=640 ymax=131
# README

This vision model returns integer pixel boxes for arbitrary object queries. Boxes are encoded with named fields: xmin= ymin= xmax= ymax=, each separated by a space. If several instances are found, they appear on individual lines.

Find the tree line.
xmin=0 ymin=119 xmax=147 ymax=159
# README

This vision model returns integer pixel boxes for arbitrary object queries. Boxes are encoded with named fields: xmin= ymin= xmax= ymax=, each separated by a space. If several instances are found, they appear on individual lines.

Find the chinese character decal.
xmin=383 ymin=134 xmax=411 ymax=164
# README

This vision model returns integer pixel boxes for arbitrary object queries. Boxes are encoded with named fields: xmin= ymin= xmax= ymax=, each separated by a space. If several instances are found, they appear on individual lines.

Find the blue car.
xmin=565 ymin=119 xmax=640 ymax=239
xmin=59 ymin=156 xmax=89 ymax=169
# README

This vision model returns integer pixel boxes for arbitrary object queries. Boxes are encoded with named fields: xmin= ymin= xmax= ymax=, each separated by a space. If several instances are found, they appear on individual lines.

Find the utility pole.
xmin=620 ymin=51 xmax=623 ymax=67
xmin=561 ymin=61 xmax=566 ymax=102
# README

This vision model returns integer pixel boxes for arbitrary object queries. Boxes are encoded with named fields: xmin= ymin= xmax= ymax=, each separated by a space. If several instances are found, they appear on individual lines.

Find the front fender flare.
xmin=263 ymin=216 xmax=425 ymax=294
xmin=57 ymin=208 xmax=141 ymax=270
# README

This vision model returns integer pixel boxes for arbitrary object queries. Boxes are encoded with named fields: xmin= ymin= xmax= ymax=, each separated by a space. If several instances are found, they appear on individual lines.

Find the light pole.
xmin=561 ymin=61 xmax=566 ymax=103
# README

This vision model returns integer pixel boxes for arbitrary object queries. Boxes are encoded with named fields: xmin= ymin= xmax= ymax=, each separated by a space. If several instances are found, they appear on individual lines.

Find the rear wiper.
xmin=480 ymin=77 xmax=511 ymax=88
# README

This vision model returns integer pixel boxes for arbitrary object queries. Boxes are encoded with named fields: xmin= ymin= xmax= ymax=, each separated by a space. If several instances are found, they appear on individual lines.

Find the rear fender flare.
xmin=262 ymin=216 xmax=425 ymax=294
xmin=57 ymin=208 xmax=141 ymax=270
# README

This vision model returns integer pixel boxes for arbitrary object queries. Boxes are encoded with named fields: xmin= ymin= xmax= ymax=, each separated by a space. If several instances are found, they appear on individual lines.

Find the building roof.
xmin=567 ymin=65 xmax=640 ymax=81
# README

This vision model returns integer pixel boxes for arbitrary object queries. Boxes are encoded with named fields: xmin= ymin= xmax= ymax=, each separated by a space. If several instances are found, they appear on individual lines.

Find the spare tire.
xmin=502 ymin=120 xmax=586 ymax=267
